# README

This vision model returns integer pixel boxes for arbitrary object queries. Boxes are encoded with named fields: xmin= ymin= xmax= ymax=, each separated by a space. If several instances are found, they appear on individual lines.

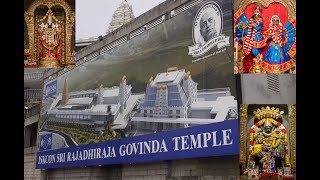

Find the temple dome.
xmin=106 ymin=0 xmax=135 ymax=34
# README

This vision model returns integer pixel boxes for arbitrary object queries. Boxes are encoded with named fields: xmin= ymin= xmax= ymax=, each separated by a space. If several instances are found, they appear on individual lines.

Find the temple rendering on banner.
xmin=42 ymin=76 xmax=141 ymax=148
xmin=128 ymin=68 xmax=238 ymax=136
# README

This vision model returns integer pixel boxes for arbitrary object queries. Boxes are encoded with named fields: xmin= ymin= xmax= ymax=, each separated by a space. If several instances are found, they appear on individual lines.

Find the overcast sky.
xmin=76 ymin=0 xmax=166 ymax=40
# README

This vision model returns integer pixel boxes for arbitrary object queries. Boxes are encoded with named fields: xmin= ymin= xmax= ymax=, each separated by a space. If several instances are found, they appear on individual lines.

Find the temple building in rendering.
xmin=127 ymin=68 xmax=238 ymax=136
xmin=46 ymin=76 xmax=133 ymax=132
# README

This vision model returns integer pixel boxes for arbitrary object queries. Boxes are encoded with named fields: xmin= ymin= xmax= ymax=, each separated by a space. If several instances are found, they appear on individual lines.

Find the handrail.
xmin=24 ymin=72 xmax=44 ymax=81
xmin=24 ymin=89 xmax=42 ymax=100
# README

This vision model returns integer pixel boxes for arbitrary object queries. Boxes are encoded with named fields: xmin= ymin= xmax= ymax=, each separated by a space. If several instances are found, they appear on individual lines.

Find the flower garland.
xmin=271 ymin=134 xmax=282 ymax=148
xmin=242 ymin=18 xmax=262 ymax=56
xmin=268 ymin=15 xmax=283 ymax=45
xmin=40 ymin=9 xmax=58 ymax=22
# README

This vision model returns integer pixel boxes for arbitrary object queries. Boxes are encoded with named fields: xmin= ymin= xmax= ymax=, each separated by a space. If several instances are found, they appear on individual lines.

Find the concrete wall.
xmin=43 ymin=166 xmax=122 ymax=180
xmin=25 ymin=147 xmax=42 ymax=180
xmin=40 ymin=156 xmax=239 ymax=180
xmin=240 ymin=74 xmax=296 ymax=104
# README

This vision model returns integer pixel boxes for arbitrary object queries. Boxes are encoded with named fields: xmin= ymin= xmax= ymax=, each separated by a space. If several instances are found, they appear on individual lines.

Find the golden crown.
xmin=253 ymin=106 xmax=284 ymax=120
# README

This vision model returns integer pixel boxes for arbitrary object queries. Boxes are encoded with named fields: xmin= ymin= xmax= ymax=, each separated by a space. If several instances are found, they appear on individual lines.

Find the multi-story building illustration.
xmin=45 ymin=76 xmax=139 ymax=133
xmin=127 ymin=68 xmax=238 ymax=136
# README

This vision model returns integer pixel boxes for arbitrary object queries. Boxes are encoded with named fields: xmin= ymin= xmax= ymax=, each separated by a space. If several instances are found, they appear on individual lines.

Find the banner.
xmin=45 ymin=80 xmax=57 ymax=98
xmin=36 ymin=120 xmax=239 ymax=169
xmin=37 ymin=0 xmax=236 ymax=169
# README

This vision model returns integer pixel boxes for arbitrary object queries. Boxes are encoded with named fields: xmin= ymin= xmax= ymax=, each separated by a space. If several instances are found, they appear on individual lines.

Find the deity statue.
xmin=38 ymin=9 xmax=62 ymax=65
xmin=246 ymin=106 xmax=292 ymax=178
xmin=262 ymin=15 xmax=296 ymax=73
xmin=235 ymin=3 xmax=266 ymax=73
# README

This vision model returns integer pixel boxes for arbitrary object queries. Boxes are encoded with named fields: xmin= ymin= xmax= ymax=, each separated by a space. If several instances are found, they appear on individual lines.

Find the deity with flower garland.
xmin=244 ymin=106 xmax=294 ymax=179
xmin=234 ymin=0 xmax=296 ymax=74
xmin=262 ymin=15 xmax=295 ymax=73
xmin=235 ymin=3 xmax=266 ymax=73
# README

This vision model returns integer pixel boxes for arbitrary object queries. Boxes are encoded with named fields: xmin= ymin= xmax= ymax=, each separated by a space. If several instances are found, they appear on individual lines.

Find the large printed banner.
xmin=38 ymin=0 xmax=237 ymax=169
xmin=36 ymin=120 xmax=239 ymax=169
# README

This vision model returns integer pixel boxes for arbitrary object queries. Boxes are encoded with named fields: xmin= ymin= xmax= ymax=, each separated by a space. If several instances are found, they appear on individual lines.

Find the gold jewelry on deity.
xmin=263 ymin=132 xmax=272 ymax=137
xmin=272 ymin=138 xmax=281 ymax=148
xmin=263 ymin=141 xmax=271 ymax=147
xmin=252 ymin=144 xmax=263 ymax=155
xmin=253 ymin=106 xmax=284 ymax=120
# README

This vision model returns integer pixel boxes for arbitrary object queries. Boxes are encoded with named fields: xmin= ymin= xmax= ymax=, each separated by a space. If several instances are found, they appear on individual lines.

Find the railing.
xmin=24 ymin=72 xmax=44 ymax=81
xmin=170 ymin=0 xmax=202 ymax=17
xmin=24 ymin=89 xmax=42 ymax=101
xmin=24 ymin=104 xmax=41 ymax=119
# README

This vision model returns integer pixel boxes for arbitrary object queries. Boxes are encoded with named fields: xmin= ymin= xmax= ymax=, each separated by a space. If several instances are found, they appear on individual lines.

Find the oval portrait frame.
xmin=192 ymin=1 xmax=224 ymax=45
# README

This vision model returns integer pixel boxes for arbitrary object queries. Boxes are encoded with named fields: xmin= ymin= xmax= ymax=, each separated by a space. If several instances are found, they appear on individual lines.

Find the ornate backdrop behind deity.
xmin=24 ymin=0 xmax=75 ymax=68
xmin=234 ymin=0 xmax=296 ymax=74
xmin=243 ymin=3 xmax=288 ymax=30
xmin=239 ymin=104 xmax=296 ymax=178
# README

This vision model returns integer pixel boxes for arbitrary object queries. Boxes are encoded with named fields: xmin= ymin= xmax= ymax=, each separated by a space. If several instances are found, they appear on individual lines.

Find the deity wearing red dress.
xmin=38 ymin=9 xmax=62 ymax=65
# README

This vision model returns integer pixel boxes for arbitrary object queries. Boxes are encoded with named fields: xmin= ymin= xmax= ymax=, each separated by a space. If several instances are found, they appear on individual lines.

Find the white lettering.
xmin=222 ymin=129 xmax=233 ymax=145
xmin=83 ymin=150 xmax=88 ymax=160
xmin=57 ymin=153 xmax=65 ymax=162
xmin=212 ymin=131 xmax=222 ymax=147
xmin=88 ymin=149 xmax=94 ymax=159
xmin=172 ymin=137 xmax=181 ymax=151
xmin=202 ymin=132 xmax=211 ymax=148
xmin=181 ymin=135 xmax=189 ymax=150
xmin=133 ymin=143 xmax=139 ymax=154
xmin=126 ymin=144 xmax=133 ymax=155
xmin=38 ymin=155 xmax=55 ymax=164
xmin=78 ymin=151 xmax=83 ymax=160
xmin=110 ymin=147 xmax=116 ymax=157
xmin=144 ymin=141 xmax=151 ymax=153
xmin=119 ymin=145 xmax=126 ymax=156
xmin=102 ymin=148 xmax=107 ymax=158
xmin=151 ymin=140 xmax=159 ymax=153
xmin=159 ymin=139 xmax=168 ymax=152
xmin=93 ymin=148 xmax=97 ymax=159
xmin=67 ymin=152 xmax=71 ymax=161
xmin=190 ymin=134 xmax=202 ymax=149
xmin=72 ymin=151 xmax=78 ymax=161
xmin=96 ymin=148 xmax=102 ymax=159
xmin=140 ymin=141 xmax=144 ymax=154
